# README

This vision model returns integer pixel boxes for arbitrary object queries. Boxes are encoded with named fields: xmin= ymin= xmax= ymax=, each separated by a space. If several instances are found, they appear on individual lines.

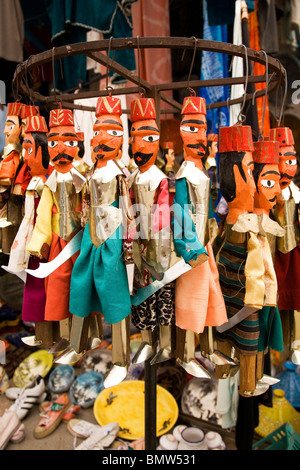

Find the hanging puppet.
xmin=215 ymin=125 xmax=271 ymax=396
xmin=4 ymin=114 xmax=53 ymax=346
xmin=69 ymin=95 xmax=132 ymax=388
xmin=269 ymin=126 xmax=300 ymax=360
xmin=172 ymin=95 xmax=228 ymax=377
xmin=0 ymin=102 xmax=23 ymax=254
xmin=202 ymin=133 xmax=219 ymax=209
xmin=128 ymin=97 xmax=204 ymax=373
xmin=26 ymin=107 xmax=85 ymax=349
xmin=251 ymin=139 xmax=284 ymax=383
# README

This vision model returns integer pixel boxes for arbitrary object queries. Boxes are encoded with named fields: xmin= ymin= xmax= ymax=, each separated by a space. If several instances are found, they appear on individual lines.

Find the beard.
xmin=133 ymin=151 xmax=153 ymax=167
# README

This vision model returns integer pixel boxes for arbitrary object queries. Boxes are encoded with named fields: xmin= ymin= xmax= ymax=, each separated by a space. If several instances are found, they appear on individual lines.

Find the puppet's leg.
xmin=131 ymin=292 xmax=157 ymax=364
xmin=150 ymin=282 xmax=176 ymax=365
xmin=175 ymin=326 xmax=211 ymax=378
xmin=104 ymin=316 xmax=130 ymax=388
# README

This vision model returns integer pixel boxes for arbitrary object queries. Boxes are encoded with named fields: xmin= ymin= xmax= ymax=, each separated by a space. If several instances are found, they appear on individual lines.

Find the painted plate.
xmin=70 ymin=370 xmax=104 ymax=408
xmin=93 ymin=380 xmax=178 ymax=440
xmin=13 ymin=350 xmax=54 ymax=388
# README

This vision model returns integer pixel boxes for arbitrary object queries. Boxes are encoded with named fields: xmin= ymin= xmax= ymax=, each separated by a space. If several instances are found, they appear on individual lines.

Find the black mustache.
xmin=187 ymin=143 xmax=206 ymax=150
xmin=269 ymin=196 xmax=277 ymax=202
xmin=94 ymin=144 xmax=115 ymax=153
xmin=52 ymin=153 xmax=74 ymax=163
xmin=133 ymin=152 xmax=153 ymax=167
xmin=281 ymin=173 xmax=293 ymax=180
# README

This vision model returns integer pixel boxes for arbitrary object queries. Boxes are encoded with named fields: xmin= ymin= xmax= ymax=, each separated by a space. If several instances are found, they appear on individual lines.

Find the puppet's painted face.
xmin=23 ymin=133 xmax=48 ymax=177
xmin=254 ymin=163 xmax=281 ymax=211
xmin=180 ymin=113 xmax=207 ymax=165
xmin=131 ymin=118 xmax=160 ymax=172
xmin=209 ymin=141 xmax=218 ymax=158
xmin=91 ymin=114 xmax=123 ymax=166
xmin=4 ymin=115 xmax=21 ymax=146
xmin=278 ymin=145 xmax=297 ymax=189
xmin=230 ymin=150 xmax=256 ymax=212
xmin=47 ymin=125 xmax=78 ymax=173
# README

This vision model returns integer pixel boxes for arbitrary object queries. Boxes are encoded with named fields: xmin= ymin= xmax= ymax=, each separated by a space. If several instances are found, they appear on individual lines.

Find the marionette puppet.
xmin=12 ymin=105 xmax=40 ymax=197
xmin=128 ymin=97 xmax=197 ymax=370
xmin=202 ymin=133 xmax=219 ymax=209
xmin=69 ymin=95 xmax=133 ymax=387
xmin=4 ymin=115 xmax=54 ymax=347
xmin=26 ymin=107 xmax=85 ymax=350
xmin=269 ymin=127 xmax=300 ymax=360
xmin=215 ymin=125 xmax=273 ymax=397
xmin=251 ymin=139 xmax=284 ymax=385
xmin=158 ymin=141 xmax=177 ymax=195
xmin=72 ymin=131 xmax=91 ymax=177
xmin=0 ymin=102 xmax=24 ymax=254
xmin=171 ymin=95 xmax=228 ymax=377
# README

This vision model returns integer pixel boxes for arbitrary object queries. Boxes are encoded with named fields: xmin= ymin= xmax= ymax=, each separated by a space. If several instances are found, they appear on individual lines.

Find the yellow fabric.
xmin=27 ymin=186 xmax=53 ymax=258
xmin=244 ymin=232 xmax=265 ymax=309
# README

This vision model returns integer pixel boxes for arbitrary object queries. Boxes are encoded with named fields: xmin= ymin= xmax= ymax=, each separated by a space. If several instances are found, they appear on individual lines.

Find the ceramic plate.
xmin=70 ymin=370 xmax=104 ymax=408
xmin=48 ymin=364 xmax=75 ymax=393
xmin=93 ymin=380 xmax=178 ymax=440
xmin=13 ymin=350 xmax=54 ymax=388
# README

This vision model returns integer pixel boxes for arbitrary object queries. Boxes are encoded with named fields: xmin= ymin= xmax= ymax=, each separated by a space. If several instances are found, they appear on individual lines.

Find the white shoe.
xmin=75 ymin=422 xmax=119 ymax=450
xmin=0 ymin=410 xmax=22 ymax=450
xmin=9 ymin=376 xmax=46 ymax=420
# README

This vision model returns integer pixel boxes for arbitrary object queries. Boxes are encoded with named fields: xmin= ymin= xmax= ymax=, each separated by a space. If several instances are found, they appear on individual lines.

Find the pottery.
xmin=178 ymin=426 xmax=207 ymax=450
xmin=173 ymin=424 xmax=187 ymax=442
xmin=205 ymin=431 xmax=226 ymax=450
xmin=159 ymin=433 xmax=178 ymax=450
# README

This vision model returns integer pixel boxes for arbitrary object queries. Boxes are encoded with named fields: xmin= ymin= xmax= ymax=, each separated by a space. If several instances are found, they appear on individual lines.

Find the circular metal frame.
xmin=12 ymin=36 xmax=286 ymax=114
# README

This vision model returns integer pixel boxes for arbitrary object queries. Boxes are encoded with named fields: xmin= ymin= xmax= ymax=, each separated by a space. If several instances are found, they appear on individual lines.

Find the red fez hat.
xmin=181 ymin=96 xmax=206 ymax=115
xmin=49 ymin=108 xmax=74 ymax=128
xmin=253 ymin=140 xmax=280 ymax=164
xmin=76 ymin=132 xmax=84 ymax=142
xmin=20 ymin=105 xmax=39 ymax=120
xmin=219 ymin=125 xmax=254 ymax=153
xmin=131 ymin=98 xmax=156 ymax=121
xmin=7 ymin=102 xmax=23 ymax=117
xmin=162 ymin=141 xmax=174 ymax=150
xmin=269 ymin=127 xmax=294 ymax=147
xmin=207 ymin=133 xmax=218 ymax=142
xmin=25 ymin=115 xmax=48 ymax=134
xmin=96 ymin=96 xmax=122 ymax=117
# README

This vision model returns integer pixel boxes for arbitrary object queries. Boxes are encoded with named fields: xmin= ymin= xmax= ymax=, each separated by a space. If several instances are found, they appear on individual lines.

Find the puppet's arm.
xmin=171 ymin=177 xmax=208 ymax=267
xmin=26 ymin=185 xmax=53 ymax=259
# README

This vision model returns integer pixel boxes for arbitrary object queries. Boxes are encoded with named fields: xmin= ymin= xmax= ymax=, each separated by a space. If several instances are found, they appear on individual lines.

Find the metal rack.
xmin=12 ymin=36 xmax=286 ymax=450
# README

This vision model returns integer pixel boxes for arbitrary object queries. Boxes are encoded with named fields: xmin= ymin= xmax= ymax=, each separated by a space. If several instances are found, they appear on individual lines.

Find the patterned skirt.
xmin=216 ymin=241 xmax=260 ymax=355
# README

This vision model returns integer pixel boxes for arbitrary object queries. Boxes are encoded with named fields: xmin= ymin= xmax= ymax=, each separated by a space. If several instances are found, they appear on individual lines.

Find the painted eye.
xmin=48 ymin=141 xmax=58 ymax=148
xmin=142 ymin=135 xmax=159 ymax=142
xmin=8 ymin=125 xmax=15 ymax=132
xmin=27 ymin=148 xmax=33 ymax=155
xmin=93 ymin=131 xmax=99 ymax=137
xmin=248 ymin=168 xmax=252 ymax=177
xmin=107 ymin=130 xmax=124 ymax=137
xmin=65 ymin=141 xmax=77 ymax=147
xmin=261 ymin=179 xmax=275 ymax=188
xmin=180 ymin=125 xmax=198 ymax=133
xmin=287 ymin=159 xmax=297 ymax=166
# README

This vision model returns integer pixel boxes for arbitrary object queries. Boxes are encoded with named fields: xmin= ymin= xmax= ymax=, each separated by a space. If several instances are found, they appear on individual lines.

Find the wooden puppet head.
xmin=47 ymin=108 xmax=79 ymax=173
xmin=219 ymin=125 xmax=256 ymax=224
xmin=162 ymin=141 xmax=175 ymax=171
xmin=130 ymin=97 xmax=160 ymax=173
xmin=20 ymin=105 xmax=39 ymax=139
xmin=180 ymin=96 xmax=207 ymax=169
xmin=4 ymin=102 xmax=23 ymax=147
xmin=75 ymin=132 xmax=85 ymax=161
xmin=23 ymin=115 xmax=50 ymax=178
xmin=253 ymin=140 xmax=281 ymax=214
xmin=269 ymin=127 xmax=297 ymax=190
xmin=91 ymin=96 xmax=124 ymax=168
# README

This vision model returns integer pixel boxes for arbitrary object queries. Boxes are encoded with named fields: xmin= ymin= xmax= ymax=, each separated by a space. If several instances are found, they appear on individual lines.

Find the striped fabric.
xmin=217 ymin=241 xmax=259 ymax=355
